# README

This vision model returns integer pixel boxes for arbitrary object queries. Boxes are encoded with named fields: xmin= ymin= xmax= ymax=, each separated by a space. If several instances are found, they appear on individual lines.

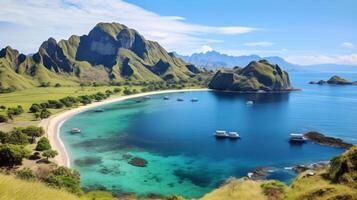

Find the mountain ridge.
xmin=0 ymin=22 xmax=200 ymax=90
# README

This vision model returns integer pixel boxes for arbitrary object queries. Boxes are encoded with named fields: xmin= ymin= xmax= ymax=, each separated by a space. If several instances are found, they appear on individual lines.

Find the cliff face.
xmin=208 ymin=60 xmax=291 ymax=91
xmin=0 ymin=22 xmax=200 ymax=89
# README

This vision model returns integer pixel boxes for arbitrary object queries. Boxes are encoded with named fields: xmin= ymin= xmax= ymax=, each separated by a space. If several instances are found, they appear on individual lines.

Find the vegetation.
xmin=36 ymin=137 xmax=51 ymax=151
xmin=0 ymin=144 xmax=30 ymax=167
xmin=44 ymin=166 xmax=81 ymax=195
xmin=42 ymin=149 xmax=58 ymax=162
xmin=16 ymin=167 xmax=36 ymax=181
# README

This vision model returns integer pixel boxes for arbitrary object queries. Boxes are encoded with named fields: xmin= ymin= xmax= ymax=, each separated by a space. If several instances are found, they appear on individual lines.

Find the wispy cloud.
xmin=285 ymin=54 xmax=357 ymax=65
xmin=0 ymin=0 xmax=256 ymax=54
xmin=243 ymin=41 xmax=275 ymax=47
xmin=341 ymin=42 xmax=354 ymax=49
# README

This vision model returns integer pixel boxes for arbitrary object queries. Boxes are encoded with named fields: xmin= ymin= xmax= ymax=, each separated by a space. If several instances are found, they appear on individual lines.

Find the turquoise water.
xmin=60 ymin=72 xmax=357 ymax=198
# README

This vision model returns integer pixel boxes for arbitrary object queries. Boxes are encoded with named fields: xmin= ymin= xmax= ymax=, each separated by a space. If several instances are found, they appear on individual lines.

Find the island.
xmin=309 ymin=75 xmax=357 ymax=85
xmin=304 ymin=131 xmax=353 ymax=149
xmin=208 ymin=60 xmax=293 ymax=92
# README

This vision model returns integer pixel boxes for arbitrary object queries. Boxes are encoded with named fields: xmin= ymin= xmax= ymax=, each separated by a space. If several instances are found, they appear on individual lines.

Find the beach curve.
xmin=39 ymin=88 xmax=209 ymax=167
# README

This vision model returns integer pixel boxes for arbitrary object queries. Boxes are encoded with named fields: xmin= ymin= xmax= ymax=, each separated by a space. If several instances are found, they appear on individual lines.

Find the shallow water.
xmin=60 ymin=72 xmax=357 ymax=198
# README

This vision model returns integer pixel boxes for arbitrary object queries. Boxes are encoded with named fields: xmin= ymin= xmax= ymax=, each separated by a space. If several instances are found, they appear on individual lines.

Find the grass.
xmin=0 ymin=173 xmax=117 ymax=200
xmin=201 ymin=178 xmax=267 ymax=200
xmin=0 ymin=173 xmax=82 ymax=200
xmin=0 ymin=86 xmax=142 ymax=131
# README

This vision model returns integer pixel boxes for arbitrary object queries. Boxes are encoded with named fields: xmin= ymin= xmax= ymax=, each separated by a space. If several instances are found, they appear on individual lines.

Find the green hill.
xmin=208 ymin=60 xmax=291 ymax=91
xmin=0 ymin=22 xmax=200 ymax=90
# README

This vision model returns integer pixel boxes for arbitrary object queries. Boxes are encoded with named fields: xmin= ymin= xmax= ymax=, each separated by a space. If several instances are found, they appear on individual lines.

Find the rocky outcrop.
xmin=309 ymin=75 xmax=356 ymax=85
xmin=304 ymin=131 xmax=353 ymax=149
xmin=208 ymin=60 xmax=292 ymax=92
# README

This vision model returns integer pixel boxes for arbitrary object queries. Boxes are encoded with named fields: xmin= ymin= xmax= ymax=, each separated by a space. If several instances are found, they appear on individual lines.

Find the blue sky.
xmin=0 ymin=0 xmax=356 ymax=65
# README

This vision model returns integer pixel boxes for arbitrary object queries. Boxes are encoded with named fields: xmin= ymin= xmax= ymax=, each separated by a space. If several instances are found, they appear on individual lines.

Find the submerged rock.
xmin=247 ymin=167 xmax=274 ymax=180
xmin=128 ymin=157 xmax=148 ymax=167
xmin=208 ymin=60 xmax=292 ymax=92
xmin=304 ymin=132 xmax=353 ymax=149
xmin=74 ymin=156 xmax=102 ymax=167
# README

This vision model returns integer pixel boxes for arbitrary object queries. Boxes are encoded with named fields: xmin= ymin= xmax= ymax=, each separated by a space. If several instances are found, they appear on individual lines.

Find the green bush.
xmin=0 ymin=131 xmax=9 ymax=144
xmin=113 ymin=88 xmax=121 ymax=93
xmin=20 ymin=126 xmax=44 ymax=143
xmin=48 ymin=100 xmax=64 ymax=109
xmin=0 ymin=114 xmax=8 ymax=123
xmin=36 ymin=137 xmax=51 ymax=151
xmin=29 ymin=103 xmax=42 ymax=113
xmin=54 ymin=83 xmax=61 ymax=87
xmin=7 ymin=106 xmax=24 ymax=119
xmin=42 ymin=149 xmax=58 ymax=161
xmin=16 ymin=167 xmax=36 ymax=181
xmin=44 ymin=167 xmax=82 ymax=194
xmin=40 ymin=109 xmax=51 ymax=119
xmin=0 ymin=144 xmax=30 ymax=167
xmin=7 ymin=130 xmax=29 ymax=145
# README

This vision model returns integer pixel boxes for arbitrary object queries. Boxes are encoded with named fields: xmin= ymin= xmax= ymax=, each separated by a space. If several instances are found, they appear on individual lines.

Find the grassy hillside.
xmin=203 ymin=146 xmax=357 ymax=200
xmin=0 ymin=174 xmax=116 ymax=200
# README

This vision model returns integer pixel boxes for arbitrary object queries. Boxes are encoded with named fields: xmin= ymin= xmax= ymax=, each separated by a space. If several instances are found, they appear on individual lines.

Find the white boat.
xmin=246 ymin=101 xmax=254 ymax=105
xmin=177 ymin=98 xmax=184 ymax=101
xmin=289 ymin=133 xmax=306 ymax=143
xmin=191 ymin=98 xmax=198 ymax=102
xmin=71 ymin=128 xmax=81 ymax=133
xmin=228 ymin=131 xmax=240 ymax=139
xmin=163 ymin=96 xmax=170 ymax=100
xmin=214 ymin=130 xmax=229 ymax=138
xmin=94 ymin=108 xmax=105 ymax=112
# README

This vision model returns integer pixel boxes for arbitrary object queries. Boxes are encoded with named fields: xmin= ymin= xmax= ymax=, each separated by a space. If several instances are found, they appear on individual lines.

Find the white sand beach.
xmin=39 ymin=88 xmax=209 ymax=167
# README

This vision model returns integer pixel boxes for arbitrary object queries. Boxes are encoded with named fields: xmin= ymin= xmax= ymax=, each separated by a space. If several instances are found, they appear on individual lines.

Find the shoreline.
xmin=39 ymin=88 xmax=210 ymax=167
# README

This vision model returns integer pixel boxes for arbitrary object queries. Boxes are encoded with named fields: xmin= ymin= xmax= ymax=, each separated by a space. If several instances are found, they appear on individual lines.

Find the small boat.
xmin=94 ymin=108 xmax=105 ymax=112
xmin=214 ymin=130 xmax=229 ymax=138
xmin=144 ymin=96 xmax=152 ymax=100
xmin=246 ymin=101 xmax=254 ymax=105
xmin=163 ymin=96 xmax=170 ymax=100
xmin=228 ymin=131 xmax=240 ymax=139
xmin=70 ymin=128 xmax=81 ymax=134
xmin=191 ymin=98 xmax=198 ymax=102
xmin=177 ymin=98 xmax=184 ymax=102
xmin=289 ymin=133 xmax=306 ymax=143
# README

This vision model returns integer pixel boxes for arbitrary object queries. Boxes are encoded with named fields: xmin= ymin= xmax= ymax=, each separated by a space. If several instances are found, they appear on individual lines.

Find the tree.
xmin=42 ymin=150 xmax=58 ymax=162
xmin=44 ymin=167 xmax=82 ymax=194
xmin=29 ymin=103 xmax=42 ymax=113
xmin=40 ymin=109 xmax=51 ymax=119
xmin=54 ymin=83 xmax=61 ymax=87
xmin=0 ymin=144 xmax=30 ymax=167
xmin=20 ymin=126 xmax=44 ymax=143
xmin=7 ymin=130 xmax=29 ymax=145
xmin=36 ymin=137 xmax=51 ymax=151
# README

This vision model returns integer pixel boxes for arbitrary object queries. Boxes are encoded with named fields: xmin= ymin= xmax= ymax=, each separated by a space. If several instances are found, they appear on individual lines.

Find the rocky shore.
xmin=304 ymin=131 xmax=353 ymax=149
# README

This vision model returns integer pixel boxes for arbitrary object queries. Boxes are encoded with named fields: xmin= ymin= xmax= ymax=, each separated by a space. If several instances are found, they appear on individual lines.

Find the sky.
xmin=0 ymin=0 xmax=356 ymax=65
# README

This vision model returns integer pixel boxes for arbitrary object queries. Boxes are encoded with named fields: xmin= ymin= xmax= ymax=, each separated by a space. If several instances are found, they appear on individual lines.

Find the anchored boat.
xmin=177 ymin=98 xmax=184 ymax=102
xmin=289 ymin=133 xmax=306 ymax=143
xmin=71 ymin=128 xmax=81 ymax=134
xmin=191 ymin=98 xmax=198 ymax=102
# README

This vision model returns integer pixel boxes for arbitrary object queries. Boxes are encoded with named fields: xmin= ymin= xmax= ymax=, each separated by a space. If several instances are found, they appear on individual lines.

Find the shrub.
xmin=29 ymin=103 xmax=42 ymax=113
xmin=29 ymin=152 xmax=41 ymax=160
xmin=36 ymin=137 xmax=51 ymax=151
xmin=16 ymin=167 xmax=36 ymax=181
xmin=0 ymin=114 xmax=8 ymax=123
xmin=0 ymin=131 xmax=9 ymax=144
xmin=7 ymin=130 xmax=29 ymax=145
xmin=261 ymin=180 xmax=286 ymax=199
xmin=7 ymin=106 xmax=24 ymax=119
xmin=40 ymin=109 xmax=51 ymax=119
xmin=113 ymin=88 xmax=121 ymax=93
xmin=48 ymin=100 xmax=64 ymax=109
xmin=54 ymin=83 xmax=61 ymax=87
xmin=44 ymin=167 xmax=82 ymax=194
xmin=40 ymin=82 xmax=50 ymax=87
xmin=42 ymin=149 xmax=58 ymax=161
xmin=59 ymin=96 xmax=78 ymax=107
xmin=0 ymin=105 xmax=6 ymax=110
xmin=123 ymin=88 xmax=132 ymax=95
xmin=78 ymin=95 xmax=92 ymax=105
xmin=20 ymin=126 xmax=44 ymax=143
xmin=0 ymin=144 xmax=30 ymax=167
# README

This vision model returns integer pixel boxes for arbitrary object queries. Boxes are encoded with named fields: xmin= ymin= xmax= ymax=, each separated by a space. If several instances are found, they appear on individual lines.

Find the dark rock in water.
xmin=304 ymin=131 xmax=353 ymax=148
xmin=292 ymin=165 xmax=311 ymax=173
xmin=292 ymin=161 xmax=330 ymax=173
xmin=74 ymin=156 xmax=102 ymax=167
xmin=128 ymin=157 xmax=148 ymax=167
xmin=247 ymin=167 xmax=274 ymax=180
xmin=208 ymin=60 xmax=292 ymax=92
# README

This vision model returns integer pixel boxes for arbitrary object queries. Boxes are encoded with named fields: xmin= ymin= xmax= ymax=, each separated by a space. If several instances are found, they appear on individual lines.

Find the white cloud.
xmin=0 ymin=0 xmax=256 ymax=54
xmin=243 ymin=41 xmax=275 ymax=47
xmin=341 ymin=42 xmax=354 ymax=49
xmin=199 ymin=45 xmax=213 ymax=53
xmin=285 ymin=54 xmax=357 ymax=65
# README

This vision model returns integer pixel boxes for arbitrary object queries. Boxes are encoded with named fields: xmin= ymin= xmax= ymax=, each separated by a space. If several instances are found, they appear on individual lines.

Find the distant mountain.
xmin=175 ymin=51 xmax=298 ymax=71
xmin=0 ymin=22 xmax=200 ymax=90
xmin=175 ymin=51 xmax=357 ymax=72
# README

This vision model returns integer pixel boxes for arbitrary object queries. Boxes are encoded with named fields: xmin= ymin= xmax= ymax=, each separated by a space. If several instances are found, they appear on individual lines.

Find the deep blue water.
xmin=60 ymin=72 xmax=357 ymax=198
